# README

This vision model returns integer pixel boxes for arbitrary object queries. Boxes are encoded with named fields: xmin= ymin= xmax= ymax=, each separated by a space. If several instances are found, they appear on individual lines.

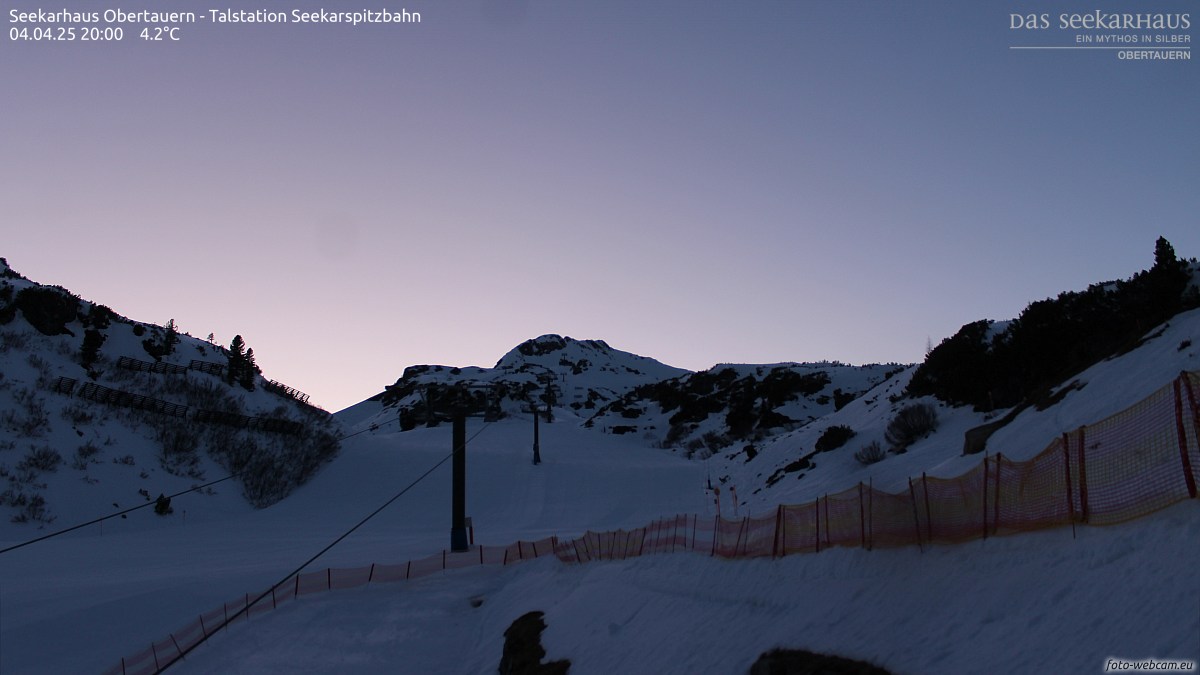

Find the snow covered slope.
xmin=0 ymin=258 xmax=340 ymax=534
xmin=171 ymin=502 xmax=1200 ymax=675
xmin=2 ymin=256 xmax=1199 ymax=674
xmin=0 ymin=414 xmax=710 ymax=674
xmin=720 ymin=307 xmax=1200 ymax=514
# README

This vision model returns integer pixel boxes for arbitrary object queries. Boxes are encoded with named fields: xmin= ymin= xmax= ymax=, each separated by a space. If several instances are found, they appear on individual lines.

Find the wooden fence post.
xmin=982 ymin=452 xmax=989 ymax=541
xmin=908 ymin=478 xmax=923 ymax=553
xmin=710 ymin=516 xmax=718 ymax=557
xmin=1077 ymin=426 xmax=1089 ymax=523
xmin=921 ymin=473 xmax=933 ymax=543
xmin=813 ymin=499 xmax=820 ymax=553
xmin=993 ymin=453 xmax=1002 ymax=536
xmin=823 ymin=494 xmax=831 ymax=548
xmin=858 ymin=482 xmax=866 ymax=549
xmin=773 ymin=504 xmax=784 ymax=558
xmin=1063 ymin=433 xmax=1077 ymax=539
xmin=734 ymin=517 xmax=748 ymax=557
xmin=868 ymin=478 xmax=874 ymax=551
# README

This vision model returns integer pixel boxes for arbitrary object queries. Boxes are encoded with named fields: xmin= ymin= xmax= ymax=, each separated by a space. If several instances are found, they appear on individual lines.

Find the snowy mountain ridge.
xmin=582 ymin=360 xmax=907 ymax=453
xmin=344 ymin=334 xmax=690 ymax=431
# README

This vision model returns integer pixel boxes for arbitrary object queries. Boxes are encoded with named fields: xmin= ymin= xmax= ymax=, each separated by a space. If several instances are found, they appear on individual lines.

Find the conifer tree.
xmin=227 ymin=335 xmax=247 ymax=386
xmin=242 ymin=348 xmax=258 ymax=390
xmin=164 ymin=319 xmax=179 ymax=354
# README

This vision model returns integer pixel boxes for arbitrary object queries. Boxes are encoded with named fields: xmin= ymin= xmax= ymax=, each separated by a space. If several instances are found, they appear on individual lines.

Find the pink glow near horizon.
xmin=3 ymin=0 xmax=1196 ymax=410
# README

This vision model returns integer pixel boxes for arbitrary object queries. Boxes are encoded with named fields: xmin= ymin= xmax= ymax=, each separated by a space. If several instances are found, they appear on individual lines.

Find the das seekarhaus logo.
xmin=1009 ymin=10 xmax=1191 ymax=60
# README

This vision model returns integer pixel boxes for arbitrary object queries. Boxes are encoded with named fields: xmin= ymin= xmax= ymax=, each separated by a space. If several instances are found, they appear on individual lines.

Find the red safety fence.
xmin=104 ymin=372 xmax=1200 ymax=674
xmin=100 ymin=537 xmax=561 ymax=675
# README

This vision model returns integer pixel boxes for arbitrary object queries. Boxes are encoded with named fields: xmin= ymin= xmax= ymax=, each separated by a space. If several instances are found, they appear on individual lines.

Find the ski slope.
xmin=0 ymin=416 xmax=710 ymax=674
xmin=1 ymin=271 xmax=1198 ymax=673
xmin=172 ymin=502 xmax=1200 ymax=675
xmin=3 ymin=374 xmax=1197 ymax=674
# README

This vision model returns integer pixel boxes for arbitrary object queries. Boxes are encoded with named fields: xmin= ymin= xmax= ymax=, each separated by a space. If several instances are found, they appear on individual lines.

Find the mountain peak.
xmin=496 ymin=334 xmax=614 ymax=367
xmin=362 ymin=335 xmax=688 ymax=429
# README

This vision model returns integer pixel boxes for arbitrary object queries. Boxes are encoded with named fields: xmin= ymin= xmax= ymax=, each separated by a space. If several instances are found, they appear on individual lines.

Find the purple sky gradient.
xmin=3 ymin=0 xmax=1197 ymax=411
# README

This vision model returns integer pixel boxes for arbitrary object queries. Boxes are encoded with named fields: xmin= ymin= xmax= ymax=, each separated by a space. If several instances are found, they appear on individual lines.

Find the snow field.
xmin=170 ymin=501 xmax=1200 ymax=674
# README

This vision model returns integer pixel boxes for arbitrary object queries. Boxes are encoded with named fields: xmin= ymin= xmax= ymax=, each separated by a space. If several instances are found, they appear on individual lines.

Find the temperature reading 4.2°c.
xmin=140 ymin=26 xmax=180 ymax=41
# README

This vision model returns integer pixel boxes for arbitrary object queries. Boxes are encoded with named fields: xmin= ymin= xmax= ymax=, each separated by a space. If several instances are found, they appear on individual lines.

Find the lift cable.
xmin=0 ymin=413 xmax=405 ymax=556
xmin=160 ymin=418 xmax=494 ymax=672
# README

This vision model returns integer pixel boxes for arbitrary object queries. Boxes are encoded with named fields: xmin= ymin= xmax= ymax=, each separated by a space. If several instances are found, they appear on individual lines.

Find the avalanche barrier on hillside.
xmin=103 ymin=371 xmax=1200 ymax=675
xmin=47 ymin=377 xmax=306 ymax=435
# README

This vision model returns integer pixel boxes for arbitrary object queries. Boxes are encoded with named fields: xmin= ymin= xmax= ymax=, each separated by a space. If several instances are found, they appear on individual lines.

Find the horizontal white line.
xmin=1010 ymin=46 xmax=1191 ymax=50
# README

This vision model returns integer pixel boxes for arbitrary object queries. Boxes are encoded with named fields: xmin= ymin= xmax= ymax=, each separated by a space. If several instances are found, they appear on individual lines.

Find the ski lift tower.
xmin=426 ymin=383 xmax=495 ymax=553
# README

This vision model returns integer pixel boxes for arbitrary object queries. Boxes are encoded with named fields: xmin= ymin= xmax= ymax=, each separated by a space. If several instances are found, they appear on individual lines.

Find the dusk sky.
xmin=3 ymin=0 xmax=1196 ymax=411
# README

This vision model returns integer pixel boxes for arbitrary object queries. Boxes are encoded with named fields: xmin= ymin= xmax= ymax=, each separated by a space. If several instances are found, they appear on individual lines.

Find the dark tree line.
xmin=908 ymin=237 xmax=1198 ymax=411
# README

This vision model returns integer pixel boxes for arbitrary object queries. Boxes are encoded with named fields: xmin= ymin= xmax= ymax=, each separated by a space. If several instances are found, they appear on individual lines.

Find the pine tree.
xmin=1154 ymin=236 xmax=1178 ymax=270
xmin=227 ymin=335 xmax=247 ymax=386
xmin=242 ymin=348 xmax=258 ymax=390
xmin=1141 ymin=236 xmax=1190 ymax=324
xmin=164 ymin=319 xmax=179 ymax=354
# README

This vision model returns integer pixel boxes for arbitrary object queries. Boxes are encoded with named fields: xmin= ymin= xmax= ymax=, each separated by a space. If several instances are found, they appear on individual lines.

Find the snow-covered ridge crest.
xmin=584 ymin=361 xmax=908 ymax=454
xmin=361 ymin=334 xmax=690 ymax=431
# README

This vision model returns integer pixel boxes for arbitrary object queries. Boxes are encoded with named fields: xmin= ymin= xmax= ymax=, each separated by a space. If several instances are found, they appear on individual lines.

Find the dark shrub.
xmin=833 ymin=388 xmax=857 ymax=411
xmin=11 ymin=494 xmax=51 ymax=523
xmin=81 ymin=328 xmax=105 ymax=369
xmin=15 ymin=287 xmax=79 ymax=336
xmin=815 ymin=425 xmax=856 ymax=452
xmin=18 ymin=447 xmax=62 ymax=473
xmin=885 ymin=402 xmax=938 ymax=449
xmin=663 ymin=423 xmax=691 ymax=448
xmin=854 ymin=440 xmax=886 ymax=465
xmin=83 ymin=303 xmax=114 ymax=329
xmin=72 ymin=441 xmax=101 ymax=469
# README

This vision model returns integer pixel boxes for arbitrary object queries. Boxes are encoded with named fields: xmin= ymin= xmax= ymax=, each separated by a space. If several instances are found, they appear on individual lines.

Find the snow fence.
xmin=103 ymin=371 xmax=1200 ymax=674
